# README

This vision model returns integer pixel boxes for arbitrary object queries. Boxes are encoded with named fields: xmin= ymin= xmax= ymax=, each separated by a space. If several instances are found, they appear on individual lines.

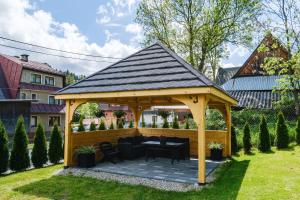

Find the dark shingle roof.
xmin=31 ymin=103 xmax=65 ymax=114
xmin=58 ymin=42 xmax=221 ymax=94
xmin=216 ymin=67 xmax=240 ymax=85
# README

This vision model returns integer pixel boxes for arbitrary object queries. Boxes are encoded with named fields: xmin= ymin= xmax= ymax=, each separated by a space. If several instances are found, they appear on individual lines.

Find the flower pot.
xmin=210 ymin=149 xmax=223 ymax=161
xmin=77 ymin=153 xmax=96 ymax=168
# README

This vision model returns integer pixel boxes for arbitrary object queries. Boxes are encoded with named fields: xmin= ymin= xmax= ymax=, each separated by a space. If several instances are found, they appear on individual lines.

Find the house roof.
xmin=215 ymin=67 xmax=240 ymax=85
xmin=0 ymin=65 xmax=10 ymax=99
xmin=20 ymin=82 xmax=61 ymax=92
xmin=30 ymin=103 xmax=65 ymax=114
xmin=57 ymin=42 xmax=224 ymax=95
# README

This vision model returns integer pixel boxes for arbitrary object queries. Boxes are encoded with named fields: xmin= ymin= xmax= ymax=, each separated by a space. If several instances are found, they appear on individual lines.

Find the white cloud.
xmin=125 ymin=23 xmax=143 ymax=45
xmin=97 ymin=16 xmax=111 ymax=24
xmin=0 ymin=0 xmax=137 ymax=75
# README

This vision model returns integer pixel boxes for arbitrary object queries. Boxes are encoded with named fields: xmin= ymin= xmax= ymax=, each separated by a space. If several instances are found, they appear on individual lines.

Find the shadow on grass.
xmin=14 ymin=159 xmax=250 ymax=200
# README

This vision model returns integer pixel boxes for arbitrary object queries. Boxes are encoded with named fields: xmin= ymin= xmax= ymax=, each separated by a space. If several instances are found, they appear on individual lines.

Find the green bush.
xmin=141 ymin=115 xmax=146 ymax=128
xmin=258 ymin=115 xmax=271 ymax=152
xmin=243 ymin=122 xmax=252 ymax=154
xmin=0 ymin=120 xmax=9 ymax=174
xmin=99 ymin=119 xmax=106 ymax=130
xmin=296 ymin=117 xmax=300 ymax=145
xmin=184 ymin=118 xmax=190 ymax=129
xmin=109 ymin=121 xmax=114 ymax=130
xmin=206 ymin=109 xmax=226 ymax=130
xmin=10 ymin=116 xmax=30 ymax=171
xmin=48 ymin=124 xmax=63 ymax=164
xmin=231 ymin=126 xmax=238 ymax=154
xmin=77 ymin=117 xmax=85 ymax=132
xmin=117 ymin=120 xmax=124 ymax=129
xmin=162 ymin=118 xmax=169 ymax=128
xmin=172 ymin=116 xmax=179 ymax=129
xmin=275 ymin=112 xmax=289 ymax=149
xmin=89 ymin=122 xmax=96 ymax=131
xmin=129 ymin=120 xmax=134 ymax=128
xmin=31 ymin=123 xmax=48 ymax=168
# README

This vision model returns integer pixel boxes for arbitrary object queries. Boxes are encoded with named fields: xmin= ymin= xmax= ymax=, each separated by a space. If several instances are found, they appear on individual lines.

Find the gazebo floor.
xmin=89 ymin=158 xmax=221 ymax=184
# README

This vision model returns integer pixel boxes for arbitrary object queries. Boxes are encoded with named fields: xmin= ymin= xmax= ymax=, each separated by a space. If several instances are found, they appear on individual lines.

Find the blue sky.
xmin=0 ymin=0 xmax=251 ymax=75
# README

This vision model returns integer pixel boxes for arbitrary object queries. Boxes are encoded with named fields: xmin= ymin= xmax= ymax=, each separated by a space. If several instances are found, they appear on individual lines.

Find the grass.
xmin=0 ymin=146 xmax=300 ymax=200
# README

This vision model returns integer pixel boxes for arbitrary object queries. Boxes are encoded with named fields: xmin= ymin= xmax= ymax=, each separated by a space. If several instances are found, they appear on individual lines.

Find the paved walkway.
xmin=90 ymin=158 xmax=221 ymax=184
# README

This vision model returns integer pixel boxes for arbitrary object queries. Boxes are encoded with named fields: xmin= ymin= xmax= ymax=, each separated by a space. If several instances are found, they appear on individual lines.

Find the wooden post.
xmin=225 ymin=104 xmax=232 ymax=157
xmin=64 ymin=100 xmax=72 ymax=167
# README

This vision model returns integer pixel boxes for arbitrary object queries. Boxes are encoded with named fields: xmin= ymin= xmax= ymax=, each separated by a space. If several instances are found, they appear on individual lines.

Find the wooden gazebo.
xmin=56 ymin=42 xmax=237 ymax=184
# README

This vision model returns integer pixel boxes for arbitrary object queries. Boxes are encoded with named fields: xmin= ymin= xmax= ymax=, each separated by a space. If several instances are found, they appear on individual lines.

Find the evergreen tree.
xmin=243 ymin=122 xmax=252 ymax=154
xmin=296 ymin=117 xmax=300 ymax=145
xmin=141 ymin=114 xmax=146 ymax=128
xmin=77 ymin=117 xmax=85 ymax=132
xmin=172 ymin=116 xmax=179 ymax=129
xmin=231 ymin=126 xmax=238 ymax=154
xmin=31 ymin=123 xmax=48 ymax=168
xmin=117 ymin=120 xmax=124 ymax=129
xmin=89 ymin=122 xmax=96 ymax=131
xmin=48 ymin=124 xmax=63 ymax=164
xmin=258 ymin=115 xmax=271 ymax=152
xmin=109 ymin=121 xmax=114 ymax=130
xmin=99 ymin=119 xmax=106 ymax=130
xmin=10 ymin=116 xmax=30 ymax=171
xmin=0 ymin=120 xmax=9 ymax=174
xmin=129 ymin=120 xmax=134 ymax=128
xmin=275 ymin=112 xmax=289 ymax=149
xmin=184 ymin=118 xmax=190 ymax=129
xmin=162 ymin=118 xmax=169 ymax=128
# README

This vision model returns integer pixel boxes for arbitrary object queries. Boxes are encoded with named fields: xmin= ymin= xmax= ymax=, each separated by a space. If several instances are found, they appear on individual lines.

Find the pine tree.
xmin=184 ymin=118 xmax=190 ymax=129
xmin=129 ymin=120 xmax=134 ymax=128
xmin=141 ymin=114 xmax=146 ymax=128
xmin=9 ymin=116 xmax=30 ymax=171
xmin=0 ymin=120 xmax=9 ymax=174
xmin=258 ymin=115 xmax=271 ymax=152
xmin=31 ymin=123 xmax=48 ymax=168
xmin=77 ymin=117 xmax=85 ymax=132
xmin=99 ymin=119 xmax=106 ymax=130
xmin=172 ymin=116 xmax=179 ymax=129
xmin=231 ymin=126 xmax=238 ymax=154
xmin=162 ymin=118 xmax=169 ymax=128
xmin=89 ymin=122 xmax=96 ymax=131
xmin=117 ymin=120 xmax=124 ymax=129
xmin=48 ymin=124 xmax=63 ymax=164
xmin=109 ymin=121 xmax=114 ymax=130
xmin=243 ymin=122 xmax=252 ymax=154
xmin=275 ymin=112 xmax=289 ymax=149
xmin=296 ymin=117 xmax=300 ymax=145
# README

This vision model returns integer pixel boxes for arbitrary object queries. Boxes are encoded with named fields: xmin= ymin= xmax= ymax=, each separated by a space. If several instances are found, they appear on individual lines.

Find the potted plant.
xmin=75 ymin=145 xmax=96 ymax=168
xmin=208 ymin=142 xmax=224 ymax=161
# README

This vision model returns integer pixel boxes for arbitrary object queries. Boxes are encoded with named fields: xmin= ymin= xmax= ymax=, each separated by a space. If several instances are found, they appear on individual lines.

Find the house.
xmin=0 ymin=53 xmax=65 ymax=135
xmin=218 ymin=34 xmax=288 ymax=109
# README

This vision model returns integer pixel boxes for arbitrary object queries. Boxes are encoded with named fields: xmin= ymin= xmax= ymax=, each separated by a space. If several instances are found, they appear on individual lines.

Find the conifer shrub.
xmin=275 ymin=112 xmax=289 ymax=149
xmin=48 ymin=124 xmax=63 ymax=164
xmin=109 ymin=121 xmax=114 ymax=130
xmin=0 ymin=120 xmax=9 ymax=174
xmin=243 ymin=122 xmax=252 ymax=154
xmin=172 ymin=116 xmax=179 ymax=129
xmin=129 ymin=120 xmax=134 ymax=128
xmin=258 ymin=115 xmax=271 ymax=152
xmin=89 ymin=122 xmax=96 ymax=131
xmin=231 ymin=126 xmax=238 ymax=154
xmin=141 ymin=115 xmax=146 ymax=128
xmin=296 ymin=117 xmax=300 ymax=145
xmin=184 ymin=118 xmax=190 ymax=129
xmin=99 ymin=119 xmax=106 ymax=130
xmin=152 ymin=120 xmax=157 ymax=128
xmin=77 ymin=117 xmax=85 ymax=132
xmin=31 ymin=123 xmax=48 ymax=168
xmin=9 ymin=116 xmax=30 ymax=171
xmin=118 ymin=120 xmax=124 ymax=129
xmin=162 ymin=118 xmax=169 ymax=128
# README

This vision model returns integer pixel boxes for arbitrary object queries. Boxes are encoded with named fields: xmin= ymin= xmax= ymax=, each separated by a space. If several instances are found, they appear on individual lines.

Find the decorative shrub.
xmin=89 ymin=122 xmax=96 ymax=131
xmin=113 ymin=110 xmax=126 ymax=125
xmin=275 ymin=112 xmax=289 ymax=149
xmin=72 ymin=111 xmax=83 ymax=123
xmin=9 ymin=116 xmax=30 ymax=171
xmin=208 ymin=142 xmax=224 ymax=150
xmin=184 ymin=118 xmax=190 ymax=129
xmin=99 ymin=119 xmax=106 ymax=130
xmin=243 ymin=122 xmax=252 ymax=154
xmin=162 ymin=118 xmax=169 ymax=128
xmin=231 ymin=126 xmax=238 ymax=154
xmin=172 ymin=116 xmax=179 ymax=129
xmin=117 ymin=120 xmax=124 ymax=129
xmin=0 ymin=120 xmax=9 ymax=174
xmin=109 ymin=121 xmax=114 ymax=130
xmin=129 ymin=120 xmax=134 ymax=128
xmin=48 ymin=124 xmax=63 ymax=164
xmin=296 ymin=117 xmax=300 ymax=145
xmin=77 ymin=117 xmax=85 ymax=132
xmin=141 ymin=115 xmax=146 ymax=128
xmin=31 ymin=123 xmax=48 ymax=168
xmin=75 ymin=145 xmax=96 ymax=155
xmin=258 ymin=115 xmax=271 ymax=152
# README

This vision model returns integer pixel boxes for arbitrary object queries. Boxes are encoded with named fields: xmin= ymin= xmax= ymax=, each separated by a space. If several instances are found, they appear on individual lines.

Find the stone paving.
xmin=90 ymin=157 xmax=221 ymax=184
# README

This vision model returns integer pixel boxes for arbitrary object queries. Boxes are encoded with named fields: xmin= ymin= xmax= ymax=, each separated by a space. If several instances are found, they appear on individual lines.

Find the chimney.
xmin=20 ymin=54 xmax=29 ymax=62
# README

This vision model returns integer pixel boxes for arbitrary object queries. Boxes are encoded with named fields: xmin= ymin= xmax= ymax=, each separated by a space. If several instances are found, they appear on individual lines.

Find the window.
xmin=31 ymin=73 xmax=41 ymax=84
xmin=31 ymin=93 xmax=37 ymax=100
xmin=20 ymin=93 xmax=26 ymax=99
xmin=48 ymin=96 xmax=55 ymax=104
xmin=31 ymin=116 xmax=37 ymax=127
xmin=45 ymin=76 xmax=55 ymax=86
xmin=49 ymin=116 xmax=60 ymax=126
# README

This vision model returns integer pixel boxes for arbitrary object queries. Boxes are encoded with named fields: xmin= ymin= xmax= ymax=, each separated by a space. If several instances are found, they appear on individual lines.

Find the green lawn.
xmin=1 ymin=146 xmax=300 ymax=200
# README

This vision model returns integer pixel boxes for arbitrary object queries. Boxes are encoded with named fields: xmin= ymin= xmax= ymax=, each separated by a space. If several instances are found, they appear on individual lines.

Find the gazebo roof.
xmin=57 ymin=42 xmax=223 ymax=95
